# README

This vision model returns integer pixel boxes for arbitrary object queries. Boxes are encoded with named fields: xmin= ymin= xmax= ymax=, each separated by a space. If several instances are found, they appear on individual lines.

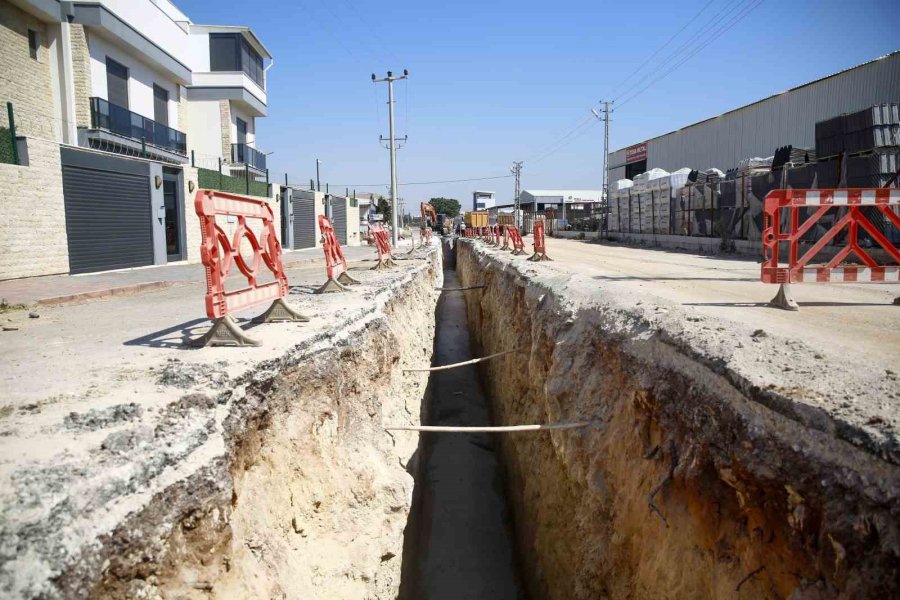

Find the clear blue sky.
xmin=177 ymin=0 xmax=897 ymax=210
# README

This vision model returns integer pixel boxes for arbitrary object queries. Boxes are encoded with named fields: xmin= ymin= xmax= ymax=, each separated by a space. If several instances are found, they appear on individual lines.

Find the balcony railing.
xmin=231 ymin=143 xmax=266 ymax=172
xmin=89 ymin=97 xmax=186 ymax=155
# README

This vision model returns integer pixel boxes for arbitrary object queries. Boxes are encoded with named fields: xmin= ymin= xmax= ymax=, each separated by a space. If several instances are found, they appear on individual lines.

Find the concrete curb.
xmin=37 ymin=281 xmax=180 ymax=306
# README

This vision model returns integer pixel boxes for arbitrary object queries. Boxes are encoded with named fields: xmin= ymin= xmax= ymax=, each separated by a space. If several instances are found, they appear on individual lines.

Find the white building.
xmin=0 ymin=0 xmax=276 ymax=278
xmin=518 ymin=189 xmax=605 ymax=211
xmin=473 ymin=190 xmax=495 ymax=211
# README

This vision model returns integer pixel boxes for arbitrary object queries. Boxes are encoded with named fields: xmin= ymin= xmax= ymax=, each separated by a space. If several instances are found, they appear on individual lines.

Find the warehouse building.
xmin=608 ymin=51 xmax=900 ymax=181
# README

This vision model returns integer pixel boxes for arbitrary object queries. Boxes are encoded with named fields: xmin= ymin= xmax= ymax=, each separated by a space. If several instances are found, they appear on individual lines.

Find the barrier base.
xmin=338 ymin=272 xmax=361 ymax=285
xmin=893 ymin=296 xmax=900 ymax=306
xmin=528 ymin=253 xmax=553 ymax=262
xmin=315 ymin=278 xmax=348 ymax=294
xmin=511 ymin=249 xmax=527 ymax=256
xmin=192 ymin=315 xmax=261 ymax=347
xmin=253 ymin=298 xmax=310 ymax=324
xmin=769 ymin=283 xmax=799 ymax=311
xmin=371 ymin=258 xmax=397 ymax=271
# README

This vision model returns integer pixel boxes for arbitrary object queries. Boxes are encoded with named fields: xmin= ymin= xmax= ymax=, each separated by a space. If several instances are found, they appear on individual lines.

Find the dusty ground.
xmin=457 ymin=237 xmax=899 ymax=599
xmin=0 ymin=244 xmax=441 ymax=599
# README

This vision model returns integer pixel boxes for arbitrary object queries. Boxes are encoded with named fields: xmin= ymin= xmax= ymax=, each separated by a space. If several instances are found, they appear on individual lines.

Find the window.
xmin=209 ymin=33 xmax=240 ymax=72
xmin=236 ymin=117 xmax=247 ymax=144
xmin=153 ymin=84 xmax=169 ymax=126
xmin=28 ymin=29 xmax=39 ymax=60
xmin=106 ymin=57 xmax=129 ymax=108
xmin=209 ymin=33 xmax=265 ymax=88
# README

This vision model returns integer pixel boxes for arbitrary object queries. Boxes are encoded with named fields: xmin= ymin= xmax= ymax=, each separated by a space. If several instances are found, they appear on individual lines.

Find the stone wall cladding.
xmin=0 ymin=139 xmax=69 ymax=279
xmin=181 ymin=169 xmax=280 ymax=264
xmin=218 ymin=100 xmax=231 ymax=162
xmin=70 ymin=24 xmax=92 ymax=130
xmin=0 ymin=2 xmax=55 ymax=139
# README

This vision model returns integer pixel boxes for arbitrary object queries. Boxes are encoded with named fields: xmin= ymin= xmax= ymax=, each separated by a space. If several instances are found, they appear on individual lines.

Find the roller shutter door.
xmin=332 ymin=197 xmax=347 ymax=244
xmin=292 ymin=191 xmax=316 ymax=249
xmin=62 ymin=160 xmax=153 ymax=274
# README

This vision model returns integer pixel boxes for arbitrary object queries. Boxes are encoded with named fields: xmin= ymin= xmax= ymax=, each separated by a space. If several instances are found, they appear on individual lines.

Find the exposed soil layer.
xmin=456 ymin=239 xmax=900 ymax=600
xmin=4 ymin=250 xmax=443 ymax=599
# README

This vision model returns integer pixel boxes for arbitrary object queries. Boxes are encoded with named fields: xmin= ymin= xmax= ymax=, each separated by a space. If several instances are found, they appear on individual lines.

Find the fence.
xmin=197 ymin=165 xmax=270 ymax=198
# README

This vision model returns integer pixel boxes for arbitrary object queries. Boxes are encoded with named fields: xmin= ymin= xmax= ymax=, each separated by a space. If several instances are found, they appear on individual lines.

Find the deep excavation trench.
xmin=71 ymin=236 xmax=899 ymax=599
xmin=398 ymin=239 xmax=524 ymax=599
xmin=455 ymin=239 xmax=900 ymax=600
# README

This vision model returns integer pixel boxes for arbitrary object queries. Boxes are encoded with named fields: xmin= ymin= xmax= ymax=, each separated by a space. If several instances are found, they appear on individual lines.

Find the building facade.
xmin=0 ymin=0 xmax=276 ymax=279
xmin=518 ymin=189 xmax=604 ymax=212
xmin=472 ymin=190 xmax=495 ymax=211
xmin=608 ymin=51 xmax=900 ymax=183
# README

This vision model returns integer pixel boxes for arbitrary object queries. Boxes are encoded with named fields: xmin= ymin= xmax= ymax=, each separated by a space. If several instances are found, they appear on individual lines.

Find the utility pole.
xmin=316 ymin=159 xmax=322 ymax=192
xmin=372 ymin=69 xmax=408 ymax=247
xmin=510 ymin=161 xmax=523 ymax=229
xmin=592 ymin=101 xmax=613 ymax=238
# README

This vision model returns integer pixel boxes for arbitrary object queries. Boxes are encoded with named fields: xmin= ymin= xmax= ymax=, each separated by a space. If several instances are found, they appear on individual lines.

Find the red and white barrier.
xmin=507 ymin=226 xmax=526 ymax=255
xmin=370 ymin=223 xmax=397 ymax=270
xmin=317 ymin=215 xmax=360 ymax=293
xmin=528 ymin=220 xmax=552 ymax=262
xmin=193 ymin=189 xmax=308 ymax=346
xmin=761 ymin=188 xmax=900 ymax=310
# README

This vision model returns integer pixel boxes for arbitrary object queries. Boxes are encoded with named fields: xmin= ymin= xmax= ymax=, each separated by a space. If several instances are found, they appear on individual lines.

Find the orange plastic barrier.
xmin=761 ymin=188 xmax=900 ymax=310
xmin=193 ymin=189 xmax=307 ymax=346
xmin=528 ymin=220 xmax=552 ymax=261
xmin=507 ymin=226 xmax=526 ymax=255
xmin=317 ymin=215 xmax=360 ymax=293
xmin=370 ymin=223 xmax=397 ymax=270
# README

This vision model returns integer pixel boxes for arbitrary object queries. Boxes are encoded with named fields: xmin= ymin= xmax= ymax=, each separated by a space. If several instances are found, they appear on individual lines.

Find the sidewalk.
xmin=0 ymin=245 xmax=378 ymax=306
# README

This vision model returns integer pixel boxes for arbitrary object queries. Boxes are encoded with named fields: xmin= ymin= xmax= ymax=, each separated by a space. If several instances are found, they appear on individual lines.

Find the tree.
xmin=428 ymin=197 xmax=461 ymax=217
xmin=376 ymin=196 xmax=392 ymax=226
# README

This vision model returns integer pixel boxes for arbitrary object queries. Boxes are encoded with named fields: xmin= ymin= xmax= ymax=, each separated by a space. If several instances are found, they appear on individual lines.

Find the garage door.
xmin=332 ymin=196 xmax=347 ymax=244
xmin=61 ymin=149 xmax=153 ymax=274
xmin=292 ymin=190 xmax=316 ymax=249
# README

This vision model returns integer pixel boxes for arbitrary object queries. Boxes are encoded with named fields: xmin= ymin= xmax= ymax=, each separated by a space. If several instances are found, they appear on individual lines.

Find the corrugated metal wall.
xmin=609 ymin=52 xmax=900 ymax=182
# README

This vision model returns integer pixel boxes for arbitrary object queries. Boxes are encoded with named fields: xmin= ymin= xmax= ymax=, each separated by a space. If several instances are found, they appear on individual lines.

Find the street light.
xmin=316 ymin=158 xmax=322 ymax=192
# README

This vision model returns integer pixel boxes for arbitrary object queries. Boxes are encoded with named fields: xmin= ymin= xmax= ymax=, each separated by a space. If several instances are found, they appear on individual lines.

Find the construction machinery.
xmin=420 ymin=203 xmax=451 ymax=235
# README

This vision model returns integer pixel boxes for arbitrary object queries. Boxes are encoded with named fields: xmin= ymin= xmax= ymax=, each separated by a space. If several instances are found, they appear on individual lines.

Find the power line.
xmin=334 ymin=174 xmax=514 ymax=188
xmin=616 ymin=0 xmax=767 ymax=108
xmin=608 ymin=0 xmax=716 ymax=99
xmin=613 ymin=0 xmax=754 ymax=103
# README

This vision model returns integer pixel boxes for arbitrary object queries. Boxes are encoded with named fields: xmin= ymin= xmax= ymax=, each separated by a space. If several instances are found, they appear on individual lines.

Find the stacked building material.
xmin=632 ymin=168 xmax=669 ymax=233
xmin=843 ymin=103 xmax=900 ymax=154
xmin=607 ymin=179 xmax=632 ymax=233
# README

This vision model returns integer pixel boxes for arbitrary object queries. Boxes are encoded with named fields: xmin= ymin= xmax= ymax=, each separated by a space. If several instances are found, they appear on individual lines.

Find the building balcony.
xmin=231 ymin=143 xmax=266 ymax=173
xmin=186 ymin=72 xmax=267 ymax=117
xmin=85 ymin=97 xmax=188 ymax=163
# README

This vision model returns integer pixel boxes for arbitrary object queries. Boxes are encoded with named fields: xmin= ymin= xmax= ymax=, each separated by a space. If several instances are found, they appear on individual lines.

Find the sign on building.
xmin=625 ymin=142 xmax=647 ymax=163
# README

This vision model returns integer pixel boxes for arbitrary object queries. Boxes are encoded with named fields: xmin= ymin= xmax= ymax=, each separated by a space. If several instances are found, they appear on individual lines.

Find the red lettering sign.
xmin=625 ymin=142 xmax=647 ymax=163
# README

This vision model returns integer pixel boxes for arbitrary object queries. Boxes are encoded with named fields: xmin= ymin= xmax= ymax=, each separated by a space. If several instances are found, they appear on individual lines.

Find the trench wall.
xmin=456 ymin=240 xmax=899 ymax=600
xmin=58 ymin=254 xmax=442 ymax=599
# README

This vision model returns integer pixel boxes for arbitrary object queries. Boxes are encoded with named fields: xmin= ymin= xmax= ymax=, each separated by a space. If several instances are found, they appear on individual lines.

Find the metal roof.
xmin=612 ymin=50 xmax=900 ymax=152
xmin=522 ymin=189 xmax=604 ymax=199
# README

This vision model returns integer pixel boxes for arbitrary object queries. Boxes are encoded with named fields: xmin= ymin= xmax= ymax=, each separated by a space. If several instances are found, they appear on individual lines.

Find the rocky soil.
xmin=456 ymin=239 xmax=900 ymax=599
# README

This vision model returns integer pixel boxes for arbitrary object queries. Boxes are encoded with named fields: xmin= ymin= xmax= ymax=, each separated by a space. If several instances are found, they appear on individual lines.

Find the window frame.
xmin=105 ymin=57 xmax=130 ymax=109
xmin=208 ymin=32 xmax=265 ymax=88
xmin=27 ymin=29 xmax=39 ymax=60
xmin=153 ymin=84 xmax=169 ymax=126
